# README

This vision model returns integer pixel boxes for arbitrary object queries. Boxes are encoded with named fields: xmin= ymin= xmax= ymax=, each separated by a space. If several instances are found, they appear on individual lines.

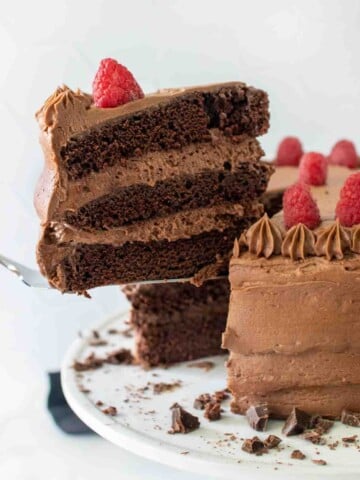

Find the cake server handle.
xmin=0 ymin=253 xmax=51 ymax=289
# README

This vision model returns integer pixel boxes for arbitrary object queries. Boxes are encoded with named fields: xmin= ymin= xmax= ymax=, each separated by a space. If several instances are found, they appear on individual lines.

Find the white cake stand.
xmin=61 ymin=311 xmax=360 ymax=480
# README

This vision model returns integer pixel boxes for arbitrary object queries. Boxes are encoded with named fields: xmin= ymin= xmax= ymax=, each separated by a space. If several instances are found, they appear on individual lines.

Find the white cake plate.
xmin=61 ymin=311 xmax=360 ymax=480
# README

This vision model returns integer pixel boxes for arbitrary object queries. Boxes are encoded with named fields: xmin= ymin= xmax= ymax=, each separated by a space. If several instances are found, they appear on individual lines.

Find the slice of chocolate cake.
xmin=35 ymin=73 xmax=272 ymax=293
xmin=123 ymin=279 xmax=229 ymax=367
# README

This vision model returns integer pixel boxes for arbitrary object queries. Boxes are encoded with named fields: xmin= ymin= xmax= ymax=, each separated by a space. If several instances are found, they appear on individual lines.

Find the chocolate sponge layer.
xmin=64 ymin=162 xmax=271 ymax=230
xmin=123 ymin=279 xmax=230 ymax=367
xmin=61 ymin=85 xmax=269 ymax=180
xmin=44 ymin=218 xmax=256 ymax=293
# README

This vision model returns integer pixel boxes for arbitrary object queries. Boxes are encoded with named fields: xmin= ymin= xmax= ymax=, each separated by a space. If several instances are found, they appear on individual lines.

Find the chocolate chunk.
xmin=152 ymin=381 xmax=182 ymax=394
xmin=102 ymin=406 xmax=117 ymax=416
xmin=264 ymin=435 xmax=282 ymax=449
xmin=246 ymin=404 xmax=269 ymax=432
xmin=341 ymin=409 xmax=360 ymax=427
xmin=241 ymin=436 xmax=266 ymax=454
xmin=282 ymin=407 xmax=311 ymax=436
xmin=188 ymin=361 xmax=215 ymax=371
xmin=169 ymin=404 xmax=200 ymax=434
xmin=310 ymin=415 xmax=334 ymax=434
xmin=212 ymin=389 xmax=229 ymax=403
xmin=105 ymin=348 xmax=134 ymax=365
xmin=73 ymin=353 xmax=104 ymax=371
xmin=193 ymin=393 xmax=212 ymax=410
xmin=312 ymin=459 xmax=327 ymax=466
xmin=342 ymin=435 xmax=358 ymax=443
xmin=204 ymin=402 xmax=221 ymax=421
xmin=302 ymin=430 xmax=326 ymax=445
xmin=291 ymin=449 xmax=306 ymax=460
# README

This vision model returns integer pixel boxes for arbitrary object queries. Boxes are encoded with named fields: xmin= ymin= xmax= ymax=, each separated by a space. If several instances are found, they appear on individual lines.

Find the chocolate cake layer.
xmin=64 ymin=163 xmax=270 ymax=230
xmin=42 ymin=218 xmax=256 ymax=292
xmin=123 ymin=280 xmax=229 ymax=366
xmin=59 ymin=85 xmax=269 ymax=180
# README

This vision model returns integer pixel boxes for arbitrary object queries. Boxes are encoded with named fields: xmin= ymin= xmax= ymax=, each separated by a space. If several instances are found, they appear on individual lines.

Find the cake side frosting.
xmin=223 ymin=166 xmax=360 ymax=418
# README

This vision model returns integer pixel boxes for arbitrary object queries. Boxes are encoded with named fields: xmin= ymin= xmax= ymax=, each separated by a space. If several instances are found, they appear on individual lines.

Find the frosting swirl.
xmin=281 ymin=223 xmax=316 ymax=261
xmin=351 ymin=225 xmax=360 ymax=254
xmin=36 ymin=85 xmax=92 ymax=132
xmin=315 ymin=219 xmax=352 ymax=260
xmin=241 ymin=213 xmax=283 ymax=258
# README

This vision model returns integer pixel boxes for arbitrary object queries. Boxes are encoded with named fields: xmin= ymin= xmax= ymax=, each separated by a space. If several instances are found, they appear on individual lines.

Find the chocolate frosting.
xmin=351 ymin=225 xmax=360 ymax=253
xmin=315 ymin=219 xmax=352 ymax=260
xmin=238 ymin=213 xmax=283 ymax=259
xmin=281 ymin=223 xmax=316 ymax=261
xmin=225 ymin=166 xmax=360 ymax=418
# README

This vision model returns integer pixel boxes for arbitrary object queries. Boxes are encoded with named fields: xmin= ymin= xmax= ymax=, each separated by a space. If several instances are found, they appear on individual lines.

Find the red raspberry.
xmin=283 ymin=183 xmax=321 ymax=229
xmin=92 ymin=58 xmax=144 ymax=108
xmin=335 ymin=172 xmax=360 ymax=226
xmin=328 ymin=140 xmax=358 ymax=169
xmin=298 ymin=152 xmax=328 ymax=186
xmin=275 ymin=137 xmax=303 ymax=166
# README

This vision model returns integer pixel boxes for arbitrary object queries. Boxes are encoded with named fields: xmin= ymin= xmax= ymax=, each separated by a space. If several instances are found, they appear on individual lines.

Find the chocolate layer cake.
xmin=34 ymin=82 xmax=271 ymax=293
xmin=123 ymin=280 xmax=229 ymax=367
xmin=223 ymin=166 xmax=360 ymax=418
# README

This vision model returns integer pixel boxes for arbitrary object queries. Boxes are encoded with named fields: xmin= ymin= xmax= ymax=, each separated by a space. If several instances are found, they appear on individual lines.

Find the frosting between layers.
xmin=36 ymin=133 xmax=264 ymax=221
xmin=51 ymin=202 xmax=262 ymax=246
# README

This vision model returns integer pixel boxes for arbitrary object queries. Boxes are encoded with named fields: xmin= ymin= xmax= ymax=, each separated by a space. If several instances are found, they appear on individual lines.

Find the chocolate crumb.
xmin=264 ymin=435 xmax=282 ymax=449
xmin=342 ymin=435 xmax=358 ymax=443
xmin=212 ymin=389 xmax=229 ymax=403
xmin=282 ymin=407 xmax=311 ymax=436
xmin=246 ymin=404 xmax=269 ymax=432
xmin=187 ymin=361 xmax=215 ymax=372
xmin=102 ymin=406 xmax=117 ymax=416
xmin=152 ymin=381 xmax=181 ymax=394
xmin=79 ymin=386 xmax=91 ymax=394
xmin=92 ymin=330 xmax=100 ymax=339
xmin=169 ymin=404 xmax=200 ymax=434
xmin=291 ymin=449 xmax=306 ymax=460
xmin=341 ymin=409 xmax=360 ymax=427
xmin=181 ymin=451 xmax=189 ymax=455
xmin=105 ymin=348 xmax=134 ymax=365
xmin=310 ymin=415 xmax=334 ymax=434
xmin=107 ymin=328 xmax=119 ymax=335
xmin=96 ymin=400 xmax=104 ymax=406
xmin=193 ymin=393 xmax=212 ymax=410
xmin=88 ymin=339 xmax=108 ymax=347
xmin=73 ymin=353 xmax=104 ymax=371
xmin=204 ymin=402 xmax=221 ymax=421
xmin=312 ymin=459 xmax=327 ymax=466
xmin=302 ymin=430 xmax=326 ymax=445
xmin=241 ymin=436 xmax=267 ymax=455
xmin=120 ymin=327 xmax=133 ymax=338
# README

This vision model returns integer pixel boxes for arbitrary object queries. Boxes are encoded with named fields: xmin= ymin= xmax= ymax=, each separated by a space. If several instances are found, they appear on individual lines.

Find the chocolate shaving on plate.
xmin=169 ymin=404 xmax=200 ymax=434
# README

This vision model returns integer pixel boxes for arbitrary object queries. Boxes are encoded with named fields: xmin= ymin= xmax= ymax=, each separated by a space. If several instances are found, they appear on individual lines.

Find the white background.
xmin=0 ymin=1 xmax=359 ymax=478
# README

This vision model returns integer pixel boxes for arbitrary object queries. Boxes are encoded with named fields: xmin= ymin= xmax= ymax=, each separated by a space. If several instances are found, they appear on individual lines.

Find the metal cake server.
xmin=0 ymin=253 xmax=218 ymax=289
xmin=0 ymin=254 xmax=51 ymax=288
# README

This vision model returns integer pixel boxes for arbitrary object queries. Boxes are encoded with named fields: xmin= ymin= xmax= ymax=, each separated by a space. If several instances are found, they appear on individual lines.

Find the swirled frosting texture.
xmin=237 ymin=213 xmax=283 ymax=259
xmin=315 ymin=220 xmax=352 ymax=260
xmin=281 ymin=223 xmax=316 ymax=260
